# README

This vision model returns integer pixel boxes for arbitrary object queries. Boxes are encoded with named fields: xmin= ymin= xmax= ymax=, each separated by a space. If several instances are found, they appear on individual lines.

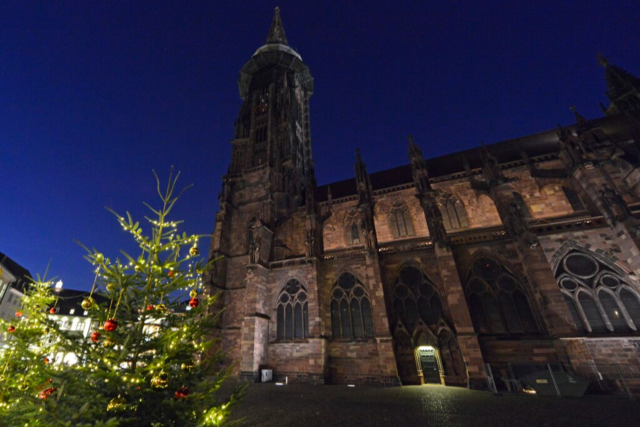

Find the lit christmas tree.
xmin=0 ymin=269 xmax=97 ymax=425
xmin=0 ymin=170 xmax=242 ymax=426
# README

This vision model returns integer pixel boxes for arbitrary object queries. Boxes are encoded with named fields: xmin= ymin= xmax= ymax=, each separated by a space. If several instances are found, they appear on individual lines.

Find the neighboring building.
xmin=47 ymin=283 xmax=98 ymax=365
xmin=0 ymin=252 xmax=31 ymax=321
xmin=0 ymin=255 xmax=98 ymax=363
xmin=206 ymin=9 xmax=640 ymax=391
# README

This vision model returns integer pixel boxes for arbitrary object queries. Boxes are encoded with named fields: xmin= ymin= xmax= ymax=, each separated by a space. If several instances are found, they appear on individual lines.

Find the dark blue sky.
xmin=1 ymin=1 xmax=639 ymax=291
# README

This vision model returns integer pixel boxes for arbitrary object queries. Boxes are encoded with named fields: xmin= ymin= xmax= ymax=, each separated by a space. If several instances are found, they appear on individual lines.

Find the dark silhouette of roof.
xmin=0 ymin=251 xmax=33 ymax=294
xmin=316 ymin=113 xmax=638 ymax=202
xmin=50 ymin=288 xmax=108 ymax=317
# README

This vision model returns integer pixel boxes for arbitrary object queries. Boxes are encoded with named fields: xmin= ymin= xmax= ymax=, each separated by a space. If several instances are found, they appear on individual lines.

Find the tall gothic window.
xmin=556 ymin=250 xmax=640 ymax=334
xmin=562 ymin=187 xmax=586 ymax=212
xmin=347 ymin=222 xmax=361 ymax=245
xmin=465 ymin=258 xmax=539 ymax=335
xmin=390 ymin=205 xmax=414 ymax=238
xmin=393 ymin=266 xmax=445 ymax=331
xmin=276 ymin=279 xmax=309 ymax=340
xmin=439 ymin=195 xmax=469 ymax=230
xmin=331 ymin=273 xmax=374 ymax=338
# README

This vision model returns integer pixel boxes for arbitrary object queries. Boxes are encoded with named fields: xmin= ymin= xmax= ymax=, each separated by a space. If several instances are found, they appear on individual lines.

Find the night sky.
xmin=1 ymin=1 xmax=639 ymax=291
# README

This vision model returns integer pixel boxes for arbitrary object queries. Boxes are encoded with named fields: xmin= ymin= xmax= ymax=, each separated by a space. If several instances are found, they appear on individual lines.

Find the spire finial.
xmin=570 ymin=105 xmax=589 ymax=129
xmin=267 ymin=7 xmax=288 ymax=45
xmin=597 ymin=52 xmax=610 ymax=68
xmin=408 ymin=134 xmax=424 ymax=163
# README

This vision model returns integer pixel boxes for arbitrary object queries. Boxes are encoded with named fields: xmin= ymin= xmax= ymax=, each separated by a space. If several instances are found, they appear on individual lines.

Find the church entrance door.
xmin=417 ymin=346 xmax=440 ymax=384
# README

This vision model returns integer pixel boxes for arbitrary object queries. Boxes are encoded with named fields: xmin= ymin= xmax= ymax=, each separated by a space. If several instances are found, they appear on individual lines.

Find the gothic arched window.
xmin=276 ymin=279 xmax=309 ymax=340
xmin=393 ymin=266 xmax=445 ymax=331
xmin=438 ymin=330 xmax=464 ymax=377
xmin=330 ymin=273 xmax=374 ymax=338
xmin=556 ymin=250 xmax=640 ymax=334
xmin=465 ymin=258 xmax=539 ymax=335
xmin=562 ymin=186 xmax=586 ymax=212
xmin=439 ymin=195 xmax=469 ymax=230
xmin=390 ymin=206 xmax=414 ymax=238
xmin=347 ymin=222 xmax=361 ymax=245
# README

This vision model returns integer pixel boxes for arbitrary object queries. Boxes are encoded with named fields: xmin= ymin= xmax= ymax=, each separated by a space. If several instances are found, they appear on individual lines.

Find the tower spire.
xmin=570 ymin=105 xmax=589 ymax=132
xmin=598 ymin=54 xmax=640 ymax=115
xmin=266 ymin=7 xmax=288 ymax=45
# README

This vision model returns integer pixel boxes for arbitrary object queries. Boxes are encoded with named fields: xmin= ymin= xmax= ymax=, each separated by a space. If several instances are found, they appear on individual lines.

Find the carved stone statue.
xmin=305 ymin=229 xmax=315 ymax=258
xmin=360 ymin=217 xmax=376 ymax=250
xmin=248 ymin=218 xmax=262 ymax=264
xmin=505 ymin=201 xmax=538 ymax=248
xmin=423 ymin=197 xmax=447 ymax=244
xmin=253 ymin=243 xmax=261 ymax=264
xmin=507 ymin=202 xmax=529 ymax=237
xmin=601 ymin=184 xmax=631 ymax=223
xmin=481 ymin=147 xmax=502 ymax=185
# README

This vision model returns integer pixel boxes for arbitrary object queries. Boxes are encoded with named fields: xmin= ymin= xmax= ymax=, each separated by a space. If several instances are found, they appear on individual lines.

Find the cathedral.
xmin=205 ymin=8 xmax=640 ymax=391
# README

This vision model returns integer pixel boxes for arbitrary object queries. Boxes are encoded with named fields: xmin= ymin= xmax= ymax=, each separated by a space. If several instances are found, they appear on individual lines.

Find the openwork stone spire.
xmin=266 ymin=7 xmax=288 ymax=45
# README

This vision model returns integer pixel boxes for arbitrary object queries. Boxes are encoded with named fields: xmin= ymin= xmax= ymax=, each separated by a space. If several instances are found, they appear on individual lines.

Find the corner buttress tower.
xmin=207 ymin=8 xmax=318 ymax=380
xmin=229 ymin=7 xmax=315 ymax=221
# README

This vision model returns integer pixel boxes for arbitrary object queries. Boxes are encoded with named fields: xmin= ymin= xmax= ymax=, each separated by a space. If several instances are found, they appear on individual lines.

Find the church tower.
xmin=228 ymin=7 xmax=315 ymax=221
xmin=207 ymin=8 xmax=326 ymax=383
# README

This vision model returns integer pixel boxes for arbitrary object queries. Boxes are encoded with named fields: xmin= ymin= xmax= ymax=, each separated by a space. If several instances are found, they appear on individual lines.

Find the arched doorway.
xmin=414 ymin=329 xmax=443 ymax=385
xmin=390 ymin=265 xmax=466 ymax=386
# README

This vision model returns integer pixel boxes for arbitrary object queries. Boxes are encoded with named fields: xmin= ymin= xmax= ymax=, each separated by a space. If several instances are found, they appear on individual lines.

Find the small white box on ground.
xmin=261 ymin=369 xmax=273 ymax=383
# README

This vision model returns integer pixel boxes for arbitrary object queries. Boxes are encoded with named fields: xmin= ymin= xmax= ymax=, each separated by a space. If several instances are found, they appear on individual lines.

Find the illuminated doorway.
xmin=417 ymin=345 xmax=441 ymax=384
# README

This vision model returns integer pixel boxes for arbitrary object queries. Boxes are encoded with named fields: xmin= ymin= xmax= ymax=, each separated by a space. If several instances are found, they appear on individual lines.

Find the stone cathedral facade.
xmin=206 ymin=9 xmax=640 ymax=390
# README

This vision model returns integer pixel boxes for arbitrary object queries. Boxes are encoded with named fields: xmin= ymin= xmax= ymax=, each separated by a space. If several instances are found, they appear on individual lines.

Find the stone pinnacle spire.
xmin=570 ymin=105 xmax=589 ymax=131
xmin=266 ymin=7 xmax=288 ymax=45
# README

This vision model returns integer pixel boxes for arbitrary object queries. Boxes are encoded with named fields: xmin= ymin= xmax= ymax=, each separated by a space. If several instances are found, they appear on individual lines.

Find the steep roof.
xmin=266 ymin=7 xmax=288 ymax=45
xmin=50 ymin=288 xmax=108 ymax=317
xmin=315 ymin=112 xmax=638 ymax=202
xmin=0 ymin=251 xmax=32 ymax=283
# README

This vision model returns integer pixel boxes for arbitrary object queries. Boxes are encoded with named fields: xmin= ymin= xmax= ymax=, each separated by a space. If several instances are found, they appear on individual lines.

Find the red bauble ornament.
xmin=104 ymin=319 xmax=118 ymax=332
xmin=49 ymin=307 xmax=56 ymax=314
xmin=168 ymin=270 xmax=175 ymax=277
xmin=147 ymin=304 xmax=154 ymax=311
xmin=7 ymin=326 xmax=16 ymax=333
xmin=174 ymin=386 xmax=190 ymax=400
xmin=39 ymin=387 xmax=57 ymax=399
xmin=44 ymin=357 xmax=50 ymax=365
xmin=15 ymin=311 xmax=23 ymax=317
xmin=91 ymin=331 xmax=101 ymax=342
xmin=188 ymin=298 xmax=199 ymax=308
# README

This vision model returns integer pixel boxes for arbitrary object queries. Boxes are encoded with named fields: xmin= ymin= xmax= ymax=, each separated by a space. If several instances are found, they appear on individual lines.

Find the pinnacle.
xmin=598 ymin=55 xmax=640 ymax=99
xmin=266 ymin=6 xmax=288 ymax=45
xmin=570 ymin=105 xmax=589 ymax=130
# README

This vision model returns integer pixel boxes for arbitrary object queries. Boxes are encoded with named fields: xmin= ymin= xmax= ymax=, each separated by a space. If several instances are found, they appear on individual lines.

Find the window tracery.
xmin=438 ymin=194 xmax=468 ymax=230
xmin=392 ymin=266 xmax=444 ymax=331
xmin=465 ymin=258 xmax=539 ymax=334
xmin=556 ymin=250 xmax=640 ymax=334
xmin=330 ymin=273 xmax=374 ymax=338
xmin=276 ymin=279 xmax=309 ymax=340
xmin=390 ymin=205 xmax=414 ymax=238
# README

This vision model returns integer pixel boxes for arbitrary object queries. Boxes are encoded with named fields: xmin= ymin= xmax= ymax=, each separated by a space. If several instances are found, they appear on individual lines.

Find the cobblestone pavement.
xmin=226 ymin=383 xmax=639 ymax=427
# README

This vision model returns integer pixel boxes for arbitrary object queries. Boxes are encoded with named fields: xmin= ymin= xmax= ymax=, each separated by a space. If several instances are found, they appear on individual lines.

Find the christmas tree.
xmin=0 ymin=269 xmax=101 ymax=426
xmin=0 ymin=169 xmax=243 ymax=426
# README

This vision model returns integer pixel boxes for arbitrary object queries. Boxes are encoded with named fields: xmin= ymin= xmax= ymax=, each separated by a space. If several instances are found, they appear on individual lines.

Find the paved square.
xmin=227 ymin=383 xmax=639 ymax=427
